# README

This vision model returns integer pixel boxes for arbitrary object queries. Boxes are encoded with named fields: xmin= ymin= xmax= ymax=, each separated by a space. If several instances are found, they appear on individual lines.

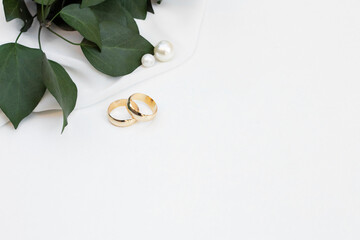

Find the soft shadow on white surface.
xmin=0 ymin=0 xmax=207 ymax=127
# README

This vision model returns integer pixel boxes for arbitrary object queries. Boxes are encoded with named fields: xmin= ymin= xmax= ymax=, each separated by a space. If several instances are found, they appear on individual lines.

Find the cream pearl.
xmin=154 ymin=40 xmax=174 ymax=62
xmin=141 ymin=54 xmax=155 ymax=67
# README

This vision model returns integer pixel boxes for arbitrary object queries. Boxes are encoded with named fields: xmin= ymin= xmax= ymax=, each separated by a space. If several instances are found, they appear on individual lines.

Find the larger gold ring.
xmin=127 ymin=93 xmax=158 ymax=122
xmin=108 ymin=99 xmax=139 ymax=127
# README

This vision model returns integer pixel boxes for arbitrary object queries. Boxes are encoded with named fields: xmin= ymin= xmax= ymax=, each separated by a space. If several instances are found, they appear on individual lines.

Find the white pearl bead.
xmin=141 ymin=54 xmax=155 ymax=67
xmin=154 ymin=40 xmax=174 ymax=62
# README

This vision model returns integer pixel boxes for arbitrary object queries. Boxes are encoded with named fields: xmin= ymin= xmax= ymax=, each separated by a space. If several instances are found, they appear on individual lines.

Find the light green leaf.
xmin=0 ymin=43 xmax=46 ymax=128
xmin=91 ymin=0 xmax=139 ymax=33
xmin=60 ymin=4 xmax=102 ymax=49
xmin=34 ymin=0 xmax=57 ymax=5
xmin=3 ymin=0 xmax=33 ymax=32
xmin=42 ymin=57 xmax=78 ymax=133
xmin=81 ymin=22 xmax=153 ymax=77
xmin=81 ymin=0 xmax=105 ymax=8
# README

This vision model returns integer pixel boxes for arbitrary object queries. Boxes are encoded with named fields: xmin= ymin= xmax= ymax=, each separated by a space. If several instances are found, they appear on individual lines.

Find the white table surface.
xmin=1 ymin=0 xmax=360 ymax=239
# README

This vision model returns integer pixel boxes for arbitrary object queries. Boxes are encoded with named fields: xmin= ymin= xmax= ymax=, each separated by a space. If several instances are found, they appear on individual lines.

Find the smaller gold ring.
xmin=108 ymin=99 xmax=139 ymax=127
xmin=127 ymin=93 xmax=158 ymax=122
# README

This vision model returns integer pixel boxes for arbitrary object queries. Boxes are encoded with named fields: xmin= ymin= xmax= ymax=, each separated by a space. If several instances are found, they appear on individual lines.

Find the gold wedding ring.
xmin=127 ymin=93 xmax=158 ymax=122
xmin=108 ymin=99 xmax=139 ymax=127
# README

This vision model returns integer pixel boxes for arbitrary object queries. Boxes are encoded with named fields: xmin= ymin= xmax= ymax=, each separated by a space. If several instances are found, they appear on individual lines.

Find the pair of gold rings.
xmin=108 ymin=93 xmax=158 ymax=127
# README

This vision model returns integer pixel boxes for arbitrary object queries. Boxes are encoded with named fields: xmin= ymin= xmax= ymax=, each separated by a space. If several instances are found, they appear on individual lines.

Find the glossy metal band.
xmin=127 ymin=93 xmax=158 ymax=122
xmin=108 ymin=99 xmax=139 ymax=127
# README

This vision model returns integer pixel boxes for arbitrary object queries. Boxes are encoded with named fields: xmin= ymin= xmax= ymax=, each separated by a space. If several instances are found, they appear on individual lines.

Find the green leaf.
xmin=60 ymin=4 xmax=102 ymax=49
xmin=42 ymin=0 xmax=76 ymax=31
xmin=34 ymin=0 xmax=57 ymax=5
xmin=0 ymin=43 xmax=46 ymax=128
xmin=91 ymin=0 xmax=139 ymax=33
xmin=42 ymin=57 xmax=78 ymax=133
xmin=36 ymin=2 xmax=52 ymax=22
xmin=3 ymin=0 xmax=33 ymax=32
xmin=81 ymin=22 xmax=153 ymax=77
xmin=147 ymin=0 xmax=154 ymax=14
xmin=117 ymin=0 xmax=148 ymax=20
xmin=81 ymin=0 xmax=105 ymax=8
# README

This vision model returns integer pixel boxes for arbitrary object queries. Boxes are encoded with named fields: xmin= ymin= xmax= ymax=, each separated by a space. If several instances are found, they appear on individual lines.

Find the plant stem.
xmin=15 ymin=14 xmax=39 ymax=44
xmin=38 ymin=27 xmax=43 ymax=50
xmin=49 ymin=11 xmax=61 ymax=24
xmin=15 ymin=31 xmax=23 ymax=44
xmin=47 ymin=28 xmax=82 ymax=46
xmin=41 ymin=3 xmax=45 ymax=22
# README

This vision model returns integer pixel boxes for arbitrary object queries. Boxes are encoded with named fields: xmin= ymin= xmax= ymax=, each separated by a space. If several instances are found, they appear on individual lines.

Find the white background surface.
xmin=1 ymin=0 xmax=360 ymax=239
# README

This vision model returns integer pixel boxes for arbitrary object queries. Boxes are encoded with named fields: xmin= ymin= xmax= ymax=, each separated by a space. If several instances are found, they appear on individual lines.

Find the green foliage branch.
xmin=0 ymin=0 xmax=159 ymax=132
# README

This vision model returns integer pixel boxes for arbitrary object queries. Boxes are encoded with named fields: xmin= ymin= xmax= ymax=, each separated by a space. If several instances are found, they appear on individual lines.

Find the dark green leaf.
xmin=117 ymin=0 xmax=148 ymax=20
xmin=39 ymin=0 xmax=82 ymax=31
xmin=45 ymin=1 xmax=74 ymax=31
xmin=147 ymin=0 xmax=154 ymax=14
xmin=81 ymin=0 xmax=105 ymax=8
xmin=36 ymin=3 xmax=52 ymax=22
xmin=3 ymin=0 xmax=33 ymax=32
xmin=81 ymin=22 xmax=153 ymax=77
xmin=60 ymin=4 xmax=102 ymax=49
xmin=91 ymin=0 xmax=139 ymax=33
xmin=0 ymin=43 xmax=46 ymax=128
xmin=42 ymin=57 xmax=78 ymax=132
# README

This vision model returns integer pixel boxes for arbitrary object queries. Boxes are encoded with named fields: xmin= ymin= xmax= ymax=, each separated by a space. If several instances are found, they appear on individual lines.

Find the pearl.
xmin=154 ymin=40 xmax=174 ymax=62
xmin=141 ymin=54 xmax=155 ymax=67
